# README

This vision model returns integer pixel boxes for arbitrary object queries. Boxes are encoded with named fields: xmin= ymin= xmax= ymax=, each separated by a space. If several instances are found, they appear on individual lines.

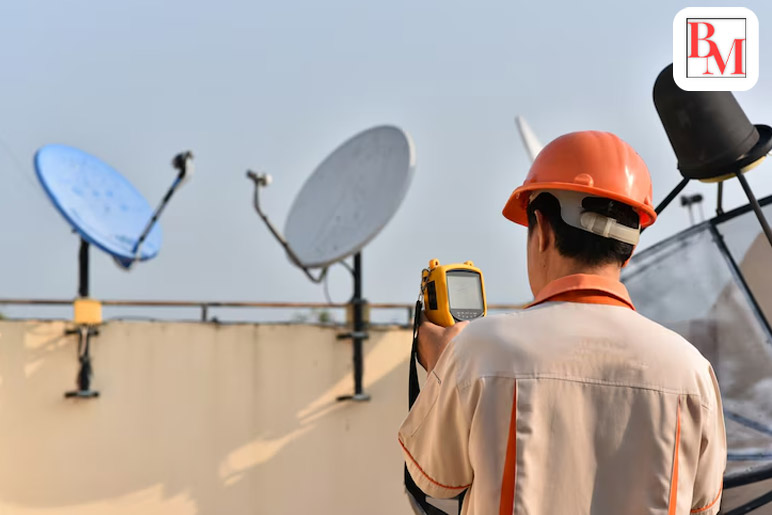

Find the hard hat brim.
xmin=502 ymin=183 xmax=658 ymax=229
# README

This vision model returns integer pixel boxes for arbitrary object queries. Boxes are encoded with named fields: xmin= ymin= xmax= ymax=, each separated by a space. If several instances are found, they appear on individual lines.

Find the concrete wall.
xmin=0 ymin=319 xmax=768 ymax=514
xmin=0 ymin=320 xmax=415 ymax=515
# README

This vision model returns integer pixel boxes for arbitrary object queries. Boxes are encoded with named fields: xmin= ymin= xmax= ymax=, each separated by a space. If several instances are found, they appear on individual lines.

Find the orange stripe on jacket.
xmin=691 ymin=485 xmax=723 ymax=513
xmin=668 ymin=397 xmax=682 ymax=515
xmin=399 ymin=438 xmax=471 ymax=491
xmin=499 ymin=384 xmax=518 ymax=515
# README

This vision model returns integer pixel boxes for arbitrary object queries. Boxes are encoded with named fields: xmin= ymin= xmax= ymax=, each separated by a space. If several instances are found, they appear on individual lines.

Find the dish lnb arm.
xmin=124 ymin=150 xmax=194 ymax=268
xmin=246 ymin=170 xmax=326 ymax=284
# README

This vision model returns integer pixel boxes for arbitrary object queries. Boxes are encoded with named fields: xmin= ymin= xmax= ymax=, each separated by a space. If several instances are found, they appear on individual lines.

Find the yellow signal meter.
xmin=422 ymin=259 xmax=487 ymax=327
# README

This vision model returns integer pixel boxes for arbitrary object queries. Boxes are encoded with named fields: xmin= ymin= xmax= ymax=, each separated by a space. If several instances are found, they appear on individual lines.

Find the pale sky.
xmin=1 ymin=0 xmax=771 ymax=322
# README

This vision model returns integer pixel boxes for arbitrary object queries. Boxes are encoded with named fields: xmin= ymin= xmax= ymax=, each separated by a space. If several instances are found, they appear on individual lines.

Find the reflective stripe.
xmin=499 ymin=384 xmax=518 ymax=515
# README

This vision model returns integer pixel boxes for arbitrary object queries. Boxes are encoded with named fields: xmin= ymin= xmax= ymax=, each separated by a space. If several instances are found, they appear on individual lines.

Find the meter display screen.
xmin=446 ymin=271 xmax=484 ymax=310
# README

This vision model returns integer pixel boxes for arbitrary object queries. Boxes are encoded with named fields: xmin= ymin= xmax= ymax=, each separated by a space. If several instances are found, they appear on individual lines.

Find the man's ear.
xmin=534 ymin=210 xmax=552 ymax=253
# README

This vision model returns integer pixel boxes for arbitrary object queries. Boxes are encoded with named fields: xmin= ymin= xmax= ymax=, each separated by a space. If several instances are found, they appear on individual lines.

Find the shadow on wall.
xmin=0 ymin=321 xmax=415 ymax=515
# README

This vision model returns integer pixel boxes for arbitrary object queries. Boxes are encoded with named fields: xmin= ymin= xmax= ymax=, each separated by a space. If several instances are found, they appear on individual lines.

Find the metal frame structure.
xmin=630 ymin=193 xmax=772 ymax=514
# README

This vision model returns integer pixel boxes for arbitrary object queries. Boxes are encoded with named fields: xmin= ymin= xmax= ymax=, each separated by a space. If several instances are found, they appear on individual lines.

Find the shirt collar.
xmin=526 ymin=273 xmax=635 ymax=310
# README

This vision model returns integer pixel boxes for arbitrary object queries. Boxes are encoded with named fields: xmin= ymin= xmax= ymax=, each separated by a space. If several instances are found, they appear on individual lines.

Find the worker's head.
xmin=524 ymin=192 xmax=640 ymax=294
xmin=502 ymin=131 xmax=656 ymax=295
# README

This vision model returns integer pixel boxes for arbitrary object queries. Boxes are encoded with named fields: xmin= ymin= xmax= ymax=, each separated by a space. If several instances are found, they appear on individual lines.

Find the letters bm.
xmin=688 ymin=21 xmax=745 ymax=76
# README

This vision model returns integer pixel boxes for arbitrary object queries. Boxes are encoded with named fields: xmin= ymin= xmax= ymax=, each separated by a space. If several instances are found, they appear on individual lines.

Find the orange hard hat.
xmin=502 ymin=131 xmax=657 ymax=228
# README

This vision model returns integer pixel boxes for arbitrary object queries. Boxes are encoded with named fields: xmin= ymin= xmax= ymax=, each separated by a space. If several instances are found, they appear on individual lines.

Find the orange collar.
xmin=526 ymin=273 xmax=635 ymax=311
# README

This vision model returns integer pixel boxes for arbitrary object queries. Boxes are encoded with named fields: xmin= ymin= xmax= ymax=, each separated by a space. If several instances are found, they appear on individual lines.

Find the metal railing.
xmin=0 ymin=298 xmax=526 ymax=325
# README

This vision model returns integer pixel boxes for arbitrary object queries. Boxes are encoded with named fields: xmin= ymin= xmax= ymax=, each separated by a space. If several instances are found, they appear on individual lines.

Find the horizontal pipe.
xmin=0 ymin=299 xmax=527 ymax=311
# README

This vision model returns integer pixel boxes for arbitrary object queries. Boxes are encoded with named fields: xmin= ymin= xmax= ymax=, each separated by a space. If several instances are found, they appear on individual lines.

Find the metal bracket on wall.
xmin=64 ymin=325 xmax=100 ymax=399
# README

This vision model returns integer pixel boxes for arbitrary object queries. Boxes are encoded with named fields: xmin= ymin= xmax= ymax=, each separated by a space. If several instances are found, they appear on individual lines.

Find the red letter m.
xmin=688 ymin=21 xmax=745 ymax=75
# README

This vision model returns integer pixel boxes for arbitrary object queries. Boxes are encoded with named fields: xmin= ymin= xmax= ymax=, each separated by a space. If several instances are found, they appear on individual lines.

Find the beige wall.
xmin=0 ymin=320 xmax=416 ymax=515
xmin=0 ymin=319 xmax=768 ymax=514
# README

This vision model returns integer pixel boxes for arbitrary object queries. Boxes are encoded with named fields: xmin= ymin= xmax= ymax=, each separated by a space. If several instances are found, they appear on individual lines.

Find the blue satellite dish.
xmin=35 ymin=144 xmax=162 ymax=268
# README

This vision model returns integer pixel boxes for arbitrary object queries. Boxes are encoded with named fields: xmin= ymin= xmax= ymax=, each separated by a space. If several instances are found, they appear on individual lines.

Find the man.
xmin=399 ymin=131 xmax=726 ymax=514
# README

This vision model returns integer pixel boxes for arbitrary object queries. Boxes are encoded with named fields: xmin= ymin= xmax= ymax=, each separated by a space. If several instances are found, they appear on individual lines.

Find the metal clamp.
xmin=64 ymin=325 xmax=100 ymax=399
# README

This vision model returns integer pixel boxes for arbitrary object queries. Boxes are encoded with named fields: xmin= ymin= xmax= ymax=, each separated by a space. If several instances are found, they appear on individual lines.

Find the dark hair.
xmin=526 ymin=192 xmax=639 ymax=267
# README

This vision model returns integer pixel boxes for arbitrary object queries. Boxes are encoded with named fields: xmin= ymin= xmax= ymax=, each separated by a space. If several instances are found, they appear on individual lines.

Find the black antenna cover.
xmin=653 ymin=63 xmax=772 ymax=181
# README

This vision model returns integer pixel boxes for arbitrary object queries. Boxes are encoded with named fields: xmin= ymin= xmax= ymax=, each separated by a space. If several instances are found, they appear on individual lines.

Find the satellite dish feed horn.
xmin=652 ymin=63 xmax=772 ymax=245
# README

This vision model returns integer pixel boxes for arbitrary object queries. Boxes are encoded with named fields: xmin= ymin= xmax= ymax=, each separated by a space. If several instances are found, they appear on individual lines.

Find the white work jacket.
xmin=399 ymin=274 xmax=726 ymax=515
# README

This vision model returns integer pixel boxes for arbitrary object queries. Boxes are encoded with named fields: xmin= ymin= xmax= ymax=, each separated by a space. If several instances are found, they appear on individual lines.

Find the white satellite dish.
xmin=248 ymin=125 xmax=415 ymax=279
xmin=246 ymin=124 xmax=416 ymax=401
xmin=284 ymin=125 xmax=415 ymax=268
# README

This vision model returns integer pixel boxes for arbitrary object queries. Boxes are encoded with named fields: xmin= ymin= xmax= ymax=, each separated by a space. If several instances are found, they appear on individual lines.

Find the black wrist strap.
xmin=409 ymin=300 xmax=422 ymax=409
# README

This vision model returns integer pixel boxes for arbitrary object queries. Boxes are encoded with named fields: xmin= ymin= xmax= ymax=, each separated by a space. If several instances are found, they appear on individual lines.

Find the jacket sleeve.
xmin=691 ymin=365 xmax=726 ymax=515
xmin=398 ymin=341 xmax=474 ymax=499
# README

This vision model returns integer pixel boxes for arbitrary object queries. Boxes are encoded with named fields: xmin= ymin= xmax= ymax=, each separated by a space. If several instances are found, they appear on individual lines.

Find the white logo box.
xmin=673 ymin=7 xmax=759 ymax=91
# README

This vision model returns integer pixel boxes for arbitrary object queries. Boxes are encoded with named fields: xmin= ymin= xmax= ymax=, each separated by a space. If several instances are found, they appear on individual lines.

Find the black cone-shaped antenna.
xmin=653 ymin=63 xmax=772 ymax=182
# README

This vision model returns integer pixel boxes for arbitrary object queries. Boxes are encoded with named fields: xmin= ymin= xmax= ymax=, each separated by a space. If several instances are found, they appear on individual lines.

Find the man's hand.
xmin=417 ymin=313 xmax=469 ymax=373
